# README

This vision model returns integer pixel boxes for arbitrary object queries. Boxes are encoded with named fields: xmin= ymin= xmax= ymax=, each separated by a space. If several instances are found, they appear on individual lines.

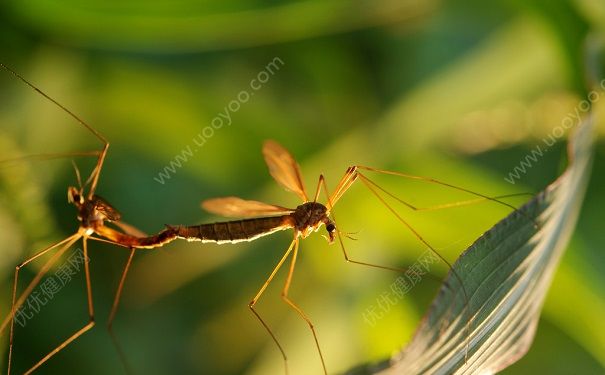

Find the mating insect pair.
xmin=1 ymin=63 xmax=526 ymax=374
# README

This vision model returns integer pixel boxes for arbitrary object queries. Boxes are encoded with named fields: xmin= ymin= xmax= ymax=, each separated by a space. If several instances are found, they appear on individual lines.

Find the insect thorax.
xmin=76 ymin=195 xmax=122 ymax=228
xmin=291 ymin=202 xmax=330 ymax=233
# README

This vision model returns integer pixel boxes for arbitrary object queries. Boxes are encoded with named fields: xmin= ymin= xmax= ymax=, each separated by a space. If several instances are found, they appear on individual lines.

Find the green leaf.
xmin=5 ymin=0 xmax=438 ymax=52
xmin=346 ymin=111 xmax=595 ymax=374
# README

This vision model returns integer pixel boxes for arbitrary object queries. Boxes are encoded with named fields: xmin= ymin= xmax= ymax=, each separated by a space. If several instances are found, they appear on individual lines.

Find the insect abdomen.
xmin=175 ymin=216 xmax=293 ymax=244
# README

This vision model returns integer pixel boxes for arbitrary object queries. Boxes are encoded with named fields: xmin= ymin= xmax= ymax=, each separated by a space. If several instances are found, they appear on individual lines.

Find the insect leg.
xmin=280 ymin=238 xmax=327 ymax=375
xmin=248 ymin=238 xmax=297 ymax=375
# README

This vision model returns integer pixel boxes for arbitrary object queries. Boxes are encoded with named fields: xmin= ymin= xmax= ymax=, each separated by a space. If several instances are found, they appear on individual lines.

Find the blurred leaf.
xmin=5 ymin=0 xmax=439 ymax=52
xmin=574 ymin=0 xmax=605 ymax=31
xmin=347 ymin=109 xmax=594 ymax=373
xmin=378 ymin=17 xmax=568 ymax=155
xmin=541 ymin=255 xmax=605 ymax=368
xmin=509 ymin=0 xmax=589 ymax=94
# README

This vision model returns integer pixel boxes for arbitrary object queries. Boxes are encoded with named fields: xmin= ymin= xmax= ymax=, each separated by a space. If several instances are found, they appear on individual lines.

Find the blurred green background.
xmin=0 ymin=0 xmax=604 ymax=374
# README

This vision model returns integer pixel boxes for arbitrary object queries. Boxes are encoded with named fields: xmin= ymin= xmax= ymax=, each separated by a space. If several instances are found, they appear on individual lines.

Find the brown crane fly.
xmin=164 ymin=139 xmax=526 ymax=375
xmin=0 ymin=62 xmax=527 ymax=375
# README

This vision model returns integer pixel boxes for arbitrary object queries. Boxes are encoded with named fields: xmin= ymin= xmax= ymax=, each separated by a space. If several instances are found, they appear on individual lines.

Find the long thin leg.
xmin=90 ymin=230 xmax=172 ymax=329
xmin=108 ymin=329 xmax=134 ymax=375
xmin=20 ymin=237 xmax=96 ymax=375
xmin=84 ymin=143 xmax=108 ymax=198
xmin=326 ymin=164 xmax=529 ymax=291
xmin=325 ymin=166 xmax=529 ymax=336
xmin=356 ymin=165 xmax=523 ymax=211
xmin=1 ymin=62 xmax=110 ymax=372
xmin=312 ymin=173 xmax=324 ymax=203
xmin=359 ymin=174 xmax=531 ymax=211
xmin=71 ymin=160 xmax=84 ymax=189
xmin=2 ymin=234 xmax=80 ymax=335
xmin=357 ymin=166 xmax=539 ymax=228
xmin=317 ymin=175 xmax=427 ymax=275
xmin=6 ymin=233 xmax=81 ymax=374
xmin=108 ymin=248 xmax=136 ymax=330
xmin=280 ymin=239 xmax=327 ymax=375
xmin=328 ymin=167 xmax=358 ymax=207
xmin=248 ymin=239 xmax=297 ymax=375
xmin=87 ymin=238 xmax=136 ymax=374
xmin=329 ymin=166 xmax=530 ymax=213
xmin=321 ymin=165 xmax=524 ymax=365
xmin=106 ymin=249 xmax=137 ymax=375
xmin=355 ymin=173 xmax=471 ymax=360
xmin=0 ymin=63 xmax=109 ymax=200
xmin=0 ymin=151 xmax=101 ymax=168
xmin=321 ymin=174 xmax=470 ymax=358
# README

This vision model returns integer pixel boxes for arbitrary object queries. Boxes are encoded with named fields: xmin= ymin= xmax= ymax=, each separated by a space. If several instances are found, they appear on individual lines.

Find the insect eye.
xmin=326 ymin=223 xmax=335 ymax=232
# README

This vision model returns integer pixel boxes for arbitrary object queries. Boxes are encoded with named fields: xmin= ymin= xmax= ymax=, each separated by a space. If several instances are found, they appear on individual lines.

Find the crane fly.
xmin=0 ymin=63 xmax=175 ymax=375
xmin=0 ymin=62 xmax=530 ymax=374
xmin=163 ymin=140 xmax=528 ymax=374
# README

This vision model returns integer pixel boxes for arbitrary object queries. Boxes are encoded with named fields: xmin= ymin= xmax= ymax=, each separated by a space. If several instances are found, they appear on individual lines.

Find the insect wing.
xmin=92 ymin=195 xmax=122 ymax=222
xmin=201 ymin=196 xmax=293 ymax=218
xmin=262 ymin=140 xmax=309 ymax=202
xmin=113 ymin=220 xmax=148 ymax=237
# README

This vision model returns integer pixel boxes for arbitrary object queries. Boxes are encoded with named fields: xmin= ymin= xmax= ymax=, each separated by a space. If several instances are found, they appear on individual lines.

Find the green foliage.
xmin=0 ymin=1 xmax=603 ymax=374
xmin=350 ymin=111 xmax=594 ymax=374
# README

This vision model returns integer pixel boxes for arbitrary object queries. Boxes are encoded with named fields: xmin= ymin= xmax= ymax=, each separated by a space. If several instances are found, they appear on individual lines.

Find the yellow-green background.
xmin=0 ymin=0 xmax=604 ymax=374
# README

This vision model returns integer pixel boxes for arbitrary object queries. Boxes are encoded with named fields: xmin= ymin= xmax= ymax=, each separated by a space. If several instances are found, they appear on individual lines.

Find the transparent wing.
xmin=262 ymin=140 xmax=309 ymax=202
xmin=113 ymin=220 xmax=148 ymax=237
xmin=201 ymin=196 xmax=294 ymax=218
xmin=92 ymin=195 xmax=122 ymax=222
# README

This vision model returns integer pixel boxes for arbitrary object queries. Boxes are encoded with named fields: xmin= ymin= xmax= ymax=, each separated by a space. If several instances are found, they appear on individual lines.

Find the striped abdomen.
xmin=174 ymin=216 xmax=294 ymax=244
xmin=93 ymin=224 xmax=179 ymax=249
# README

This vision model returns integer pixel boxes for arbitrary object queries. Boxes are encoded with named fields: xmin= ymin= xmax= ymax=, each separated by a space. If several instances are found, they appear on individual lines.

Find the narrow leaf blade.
xmin=348 ymin=115 xmax=595 ymax=374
